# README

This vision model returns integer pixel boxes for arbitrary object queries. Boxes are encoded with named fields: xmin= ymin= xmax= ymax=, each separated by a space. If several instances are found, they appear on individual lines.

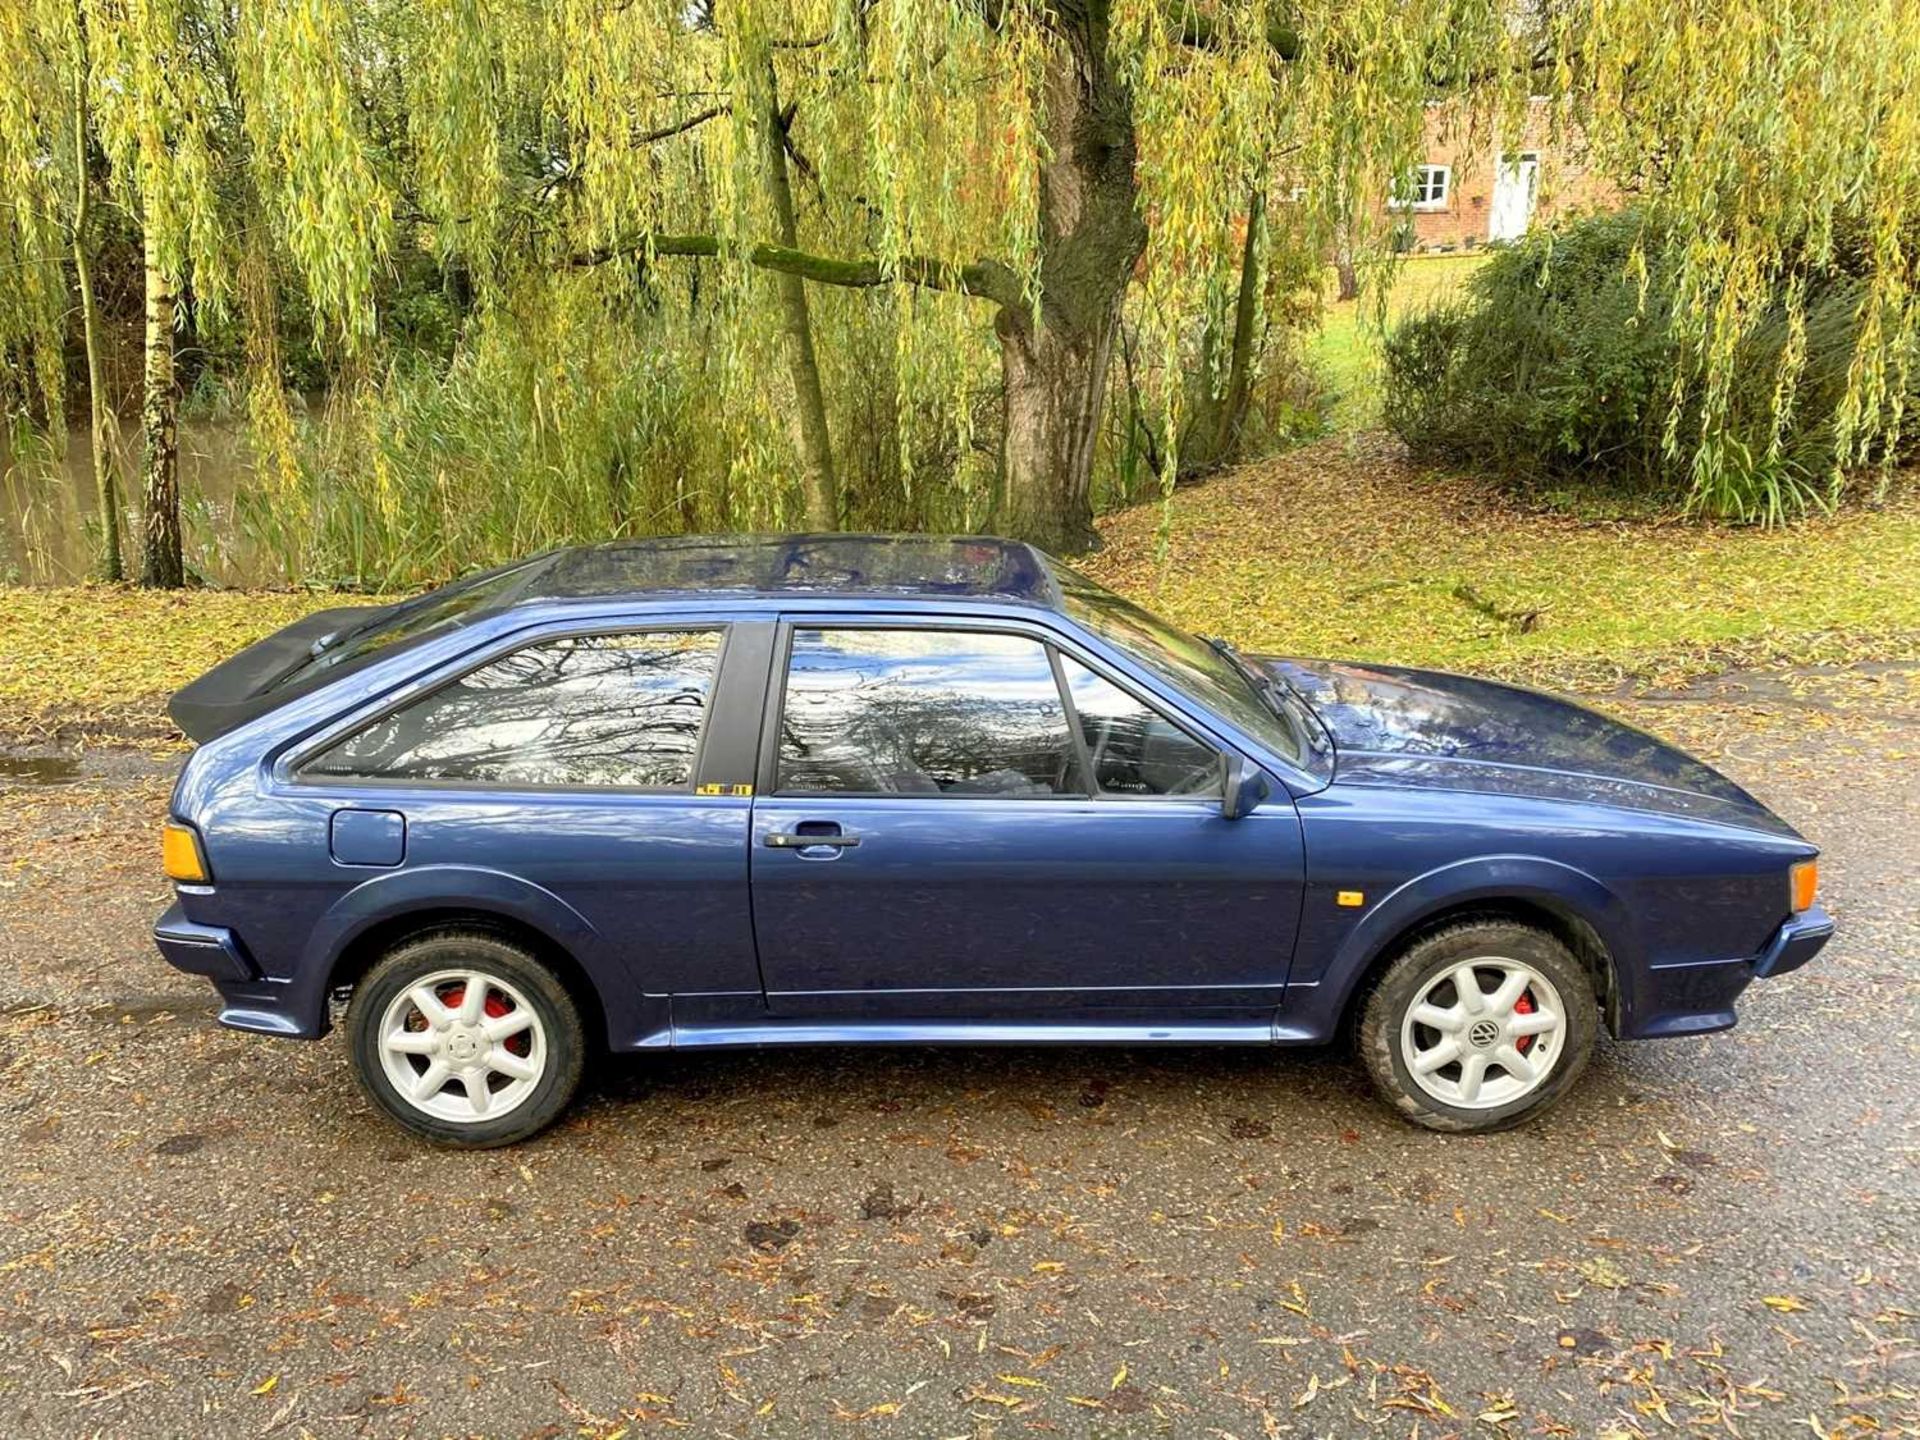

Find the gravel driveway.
xmin=1 ymin=666 xmax=1914 ymax=1438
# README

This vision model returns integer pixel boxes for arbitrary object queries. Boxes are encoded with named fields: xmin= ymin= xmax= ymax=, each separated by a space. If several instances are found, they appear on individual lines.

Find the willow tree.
xmin=360 ymin=0 xmax=1916 ymax=547
xmin=11 ymin=0 xmax=1918 ymax=567
xmin=0 ymin=0 xmax=125 ymax=578
xmin=230 ymin=0 xmax=1529 ymax=550
xmin=1566 ymin=0 xmax=1920 ymax=512
xmin=2 ymin=0 xmax=237 ymax=584
xmin=88 ymin=0 xmax=234 ymax=587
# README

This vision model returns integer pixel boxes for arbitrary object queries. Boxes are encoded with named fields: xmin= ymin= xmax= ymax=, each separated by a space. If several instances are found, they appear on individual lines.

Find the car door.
xmin=748 ymin=618 xmax=1305 ymax=1017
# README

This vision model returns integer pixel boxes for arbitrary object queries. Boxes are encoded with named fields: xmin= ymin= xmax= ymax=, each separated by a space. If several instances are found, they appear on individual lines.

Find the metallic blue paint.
xmin=1268 ymin=658 xmax=1790 ymax=833
xmin=152 ymin=536 xmax=1829 ymax=1065
xmin=750 ymin=794 xmax=1301 ymax=1014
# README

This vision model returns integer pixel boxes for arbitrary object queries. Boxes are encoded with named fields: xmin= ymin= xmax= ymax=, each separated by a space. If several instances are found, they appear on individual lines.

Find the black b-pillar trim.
xmin=695 ymin=620 xmax=778 ymax=793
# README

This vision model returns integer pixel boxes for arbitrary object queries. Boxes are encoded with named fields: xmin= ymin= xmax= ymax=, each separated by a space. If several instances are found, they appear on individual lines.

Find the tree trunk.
xmin=70 ymin=18 xmax=122 ymax=582
xmin=996 ymin=308 xmax=1120 ymax=551
xmin=1334 ymin=220 xmax=1360 ymax=302
xmin=992 ymin=4 xmax=1147 ymax=553
xmin=756 ymin=55 xmax=838 ymax=532
xmin=1214 ymin=183 xmax=1266 ymax=460
xmin=140 ymin=238 xmax=183 ymax=588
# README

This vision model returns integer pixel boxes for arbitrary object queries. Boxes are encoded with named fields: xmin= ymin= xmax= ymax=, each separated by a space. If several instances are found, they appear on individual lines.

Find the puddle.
xmin=0 ymin=756 xmax=80 ymax=786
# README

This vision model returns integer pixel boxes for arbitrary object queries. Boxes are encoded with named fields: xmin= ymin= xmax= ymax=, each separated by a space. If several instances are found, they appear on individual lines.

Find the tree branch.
xmin=1173 ymin=5 xmax=1303 ymax=63
xmin=629 ymin=104 xmax=729 ymax=147
xmin=1176 ymin=5 xmax=1563 ymax=88
xmin=571 ymin=234 xmax=1026 ymax=309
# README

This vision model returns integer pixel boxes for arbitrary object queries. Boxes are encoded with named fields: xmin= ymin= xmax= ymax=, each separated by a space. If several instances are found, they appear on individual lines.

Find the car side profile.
xmin=154 ymin=535 xmax=1833 ymax=1145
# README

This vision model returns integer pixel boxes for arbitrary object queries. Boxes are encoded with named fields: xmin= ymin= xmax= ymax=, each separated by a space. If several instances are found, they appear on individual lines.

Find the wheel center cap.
xmin=1467 ymin=1020 xmax=1500 ymax=1050
xmin=446 ymin=1030 xmax=480 ymax=1063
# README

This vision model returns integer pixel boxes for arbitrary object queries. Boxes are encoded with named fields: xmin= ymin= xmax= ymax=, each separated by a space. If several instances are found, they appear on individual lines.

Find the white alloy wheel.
xmin=376 ymin=968 xmax=548 ymax=1124
xmin=1397 ymin=957 xmax=1566 ymax=1110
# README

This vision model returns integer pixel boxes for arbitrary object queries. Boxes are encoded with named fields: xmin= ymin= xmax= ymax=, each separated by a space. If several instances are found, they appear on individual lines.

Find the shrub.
xmin=1382 ymin=209 xmax=1917 ymax=519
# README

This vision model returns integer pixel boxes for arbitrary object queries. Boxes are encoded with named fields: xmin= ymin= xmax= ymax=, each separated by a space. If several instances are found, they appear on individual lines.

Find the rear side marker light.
xmin=1790 ymin=859 xmax=1818 ymax=914
xmin=163 ymin=822 xmax=210 ymax=884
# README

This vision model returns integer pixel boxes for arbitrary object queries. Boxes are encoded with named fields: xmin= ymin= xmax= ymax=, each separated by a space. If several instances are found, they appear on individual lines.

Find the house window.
xmin=1392 ymin=164 xmax=1451 ymax=212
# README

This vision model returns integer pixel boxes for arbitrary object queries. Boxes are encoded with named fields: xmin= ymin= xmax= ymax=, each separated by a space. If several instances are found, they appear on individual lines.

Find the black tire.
xmin=1357 ymin=920 xmax=1598 ymax=1134
xmin=347 ymin=931 xmax=585 ymax=1148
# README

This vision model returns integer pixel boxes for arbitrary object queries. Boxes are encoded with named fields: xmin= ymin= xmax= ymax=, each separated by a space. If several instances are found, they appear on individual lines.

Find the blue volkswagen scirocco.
xmin=153 ymin=535 xmax=1831 ymax=1145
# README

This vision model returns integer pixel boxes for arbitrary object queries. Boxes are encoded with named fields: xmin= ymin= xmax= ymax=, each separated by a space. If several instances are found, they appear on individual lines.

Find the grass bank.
xmin=1081 ymin=434 xmax=1920 ymax=692
xmin=3 ymin=431 xmax=1915 ymax=741
xmin=1310 ymin=255 xmax=1486 ymax=430
xmin=0 ymin=589 xmax=358 ymax=741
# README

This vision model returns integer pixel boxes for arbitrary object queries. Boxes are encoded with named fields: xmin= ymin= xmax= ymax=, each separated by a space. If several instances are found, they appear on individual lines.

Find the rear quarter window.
xmin=302 ymin=629 xmax=724 ymax=790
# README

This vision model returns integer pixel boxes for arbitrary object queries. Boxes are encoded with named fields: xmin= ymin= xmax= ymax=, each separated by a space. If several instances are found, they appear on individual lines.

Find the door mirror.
xmin=1221 ymin=755 xmax=1272 ymax=820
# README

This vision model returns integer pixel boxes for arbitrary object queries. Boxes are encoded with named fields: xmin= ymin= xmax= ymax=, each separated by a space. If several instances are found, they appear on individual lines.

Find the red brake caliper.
xmin=1513 ymin=990 xmax=1536 ymax=1054
xmin=439 ymin=985 xmax=533 ymax=1057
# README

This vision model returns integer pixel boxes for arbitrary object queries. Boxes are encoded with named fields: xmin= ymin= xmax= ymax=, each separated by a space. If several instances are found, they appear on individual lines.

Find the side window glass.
xmin=1060 ymin=655 xmax=1221 ymax=797
xmin=304 ymin=630 xmax=724 ymax=788
xmin=777 ymin=629 xmax=1081 ymax=797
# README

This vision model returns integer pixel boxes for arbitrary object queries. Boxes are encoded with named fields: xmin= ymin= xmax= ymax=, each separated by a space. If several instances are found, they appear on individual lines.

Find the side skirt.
xmin=669 ymin=1018 xmax=1295 ymax=1048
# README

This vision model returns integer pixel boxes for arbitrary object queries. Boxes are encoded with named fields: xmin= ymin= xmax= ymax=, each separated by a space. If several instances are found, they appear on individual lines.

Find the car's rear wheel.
xmin=347 ymin=932 xmax=584 ymax=1147
xmin=1357 ymin=920 xmax=1597 ymax=1133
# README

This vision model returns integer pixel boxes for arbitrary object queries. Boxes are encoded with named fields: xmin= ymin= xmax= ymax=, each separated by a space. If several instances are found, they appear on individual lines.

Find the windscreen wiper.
xmin=1206 ymin=635 xmax=1322 ymax=759
xmin=1206 ymin=634 xmax=1281 ymax=710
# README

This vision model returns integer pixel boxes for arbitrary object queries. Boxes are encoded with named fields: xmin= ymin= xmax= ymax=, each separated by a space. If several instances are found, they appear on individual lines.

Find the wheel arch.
xmin=326 ymin=907 xmax=609 ymax=1052
xmin=304 ymin=867 xmax=620 ymax=1048
xmin=1327 ymin=857 xmax=1635 ymax=1040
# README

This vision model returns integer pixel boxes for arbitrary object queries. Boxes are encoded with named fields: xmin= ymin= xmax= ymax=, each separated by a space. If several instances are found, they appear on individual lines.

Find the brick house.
xmin=1389 ymin=99 xmax=1616 ymax=252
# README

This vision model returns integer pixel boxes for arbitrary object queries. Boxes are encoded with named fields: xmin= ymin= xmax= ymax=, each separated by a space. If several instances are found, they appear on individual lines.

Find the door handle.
xmin=764 ymin=828 xmax=861 ymax=849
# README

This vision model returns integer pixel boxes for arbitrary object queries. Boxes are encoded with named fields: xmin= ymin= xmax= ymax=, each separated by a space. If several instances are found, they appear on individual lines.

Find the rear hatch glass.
xmin=169 ymin=556 xmax=551 ymax=742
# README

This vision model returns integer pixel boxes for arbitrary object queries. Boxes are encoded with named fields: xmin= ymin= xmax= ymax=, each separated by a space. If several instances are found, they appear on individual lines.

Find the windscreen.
xmin=1051 ymin=564 xmax=1305 ymax=766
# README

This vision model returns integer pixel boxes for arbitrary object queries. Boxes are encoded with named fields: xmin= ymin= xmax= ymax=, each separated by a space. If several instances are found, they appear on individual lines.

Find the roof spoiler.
xmin=168 ymin=603 xmax=398 ymax=743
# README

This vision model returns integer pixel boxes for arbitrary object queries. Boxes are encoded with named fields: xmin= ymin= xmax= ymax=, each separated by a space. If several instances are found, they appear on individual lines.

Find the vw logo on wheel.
xmin=1468 ymin=1019 xmax=1501 ymax=1049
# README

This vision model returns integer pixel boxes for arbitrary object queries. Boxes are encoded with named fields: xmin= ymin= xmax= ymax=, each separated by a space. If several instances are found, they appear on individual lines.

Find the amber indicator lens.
xmin=1790 ymin=859 xmax=1818 ymax=913
xmin=162 ymin=822 xmax=209 ymax=883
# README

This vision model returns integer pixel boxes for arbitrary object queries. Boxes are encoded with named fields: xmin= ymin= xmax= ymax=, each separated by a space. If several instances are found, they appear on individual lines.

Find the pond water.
xmin=1 ymin=420 xmax=272 ymax=586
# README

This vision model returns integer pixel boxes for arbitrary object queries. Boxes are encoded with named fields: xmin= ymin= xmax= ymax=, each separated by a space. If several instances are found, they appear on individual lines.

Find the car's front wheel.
xmin=1357 ymin=919 xmax=1598 ymax=1133
xmin=347 ymin=931 xmax=585 ymax=1147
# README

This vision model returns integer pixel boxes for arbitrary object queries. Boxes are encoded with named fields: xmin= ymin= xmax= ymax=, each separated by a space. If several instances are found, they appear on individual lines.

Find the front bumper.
xmin=1620 ymin=904 xmax=1834 ymax=1039
xmin=1751 ymin=903 xmax=1834 ymax=979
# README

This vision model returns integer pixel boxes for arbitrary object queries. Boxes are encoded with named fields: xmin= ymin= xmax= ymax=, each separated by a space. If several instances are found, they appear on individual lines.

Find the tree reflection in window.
xmin=307 ymin=631 xmax=723 ymax=788
xmin=778 ymin=629 xmax=1081 ymax=797
xmin=1060 ymin=657 xmax=1221 ymax=796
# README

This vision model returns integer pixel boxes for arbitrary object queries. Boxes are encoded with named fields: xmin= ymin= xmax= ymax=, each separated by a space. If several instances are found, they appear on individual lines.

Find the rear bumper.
xmin=152 ymin=901 xmax=321 ymax=1038
xmin=1620 ymin=904 xmax=1833 ymax=1039
xmin=154 ymin=902 xmax=257 ymax=983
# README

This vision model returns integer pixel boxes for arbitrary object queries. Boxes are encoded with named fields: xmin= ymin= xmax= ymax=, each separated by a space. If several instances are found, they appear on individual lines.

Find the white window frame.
xmin=1390 ymin=164 xmax=1452 ymax=213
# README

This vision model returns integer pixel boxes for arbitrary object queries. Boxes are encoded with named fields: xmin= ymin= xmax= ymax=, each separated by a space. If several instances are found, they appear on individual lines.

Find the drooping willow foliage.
xmin=2 ymin=0 xmax=1917 ymax=585
xmin=1569 ymin=0 xmax=1920 ymax=517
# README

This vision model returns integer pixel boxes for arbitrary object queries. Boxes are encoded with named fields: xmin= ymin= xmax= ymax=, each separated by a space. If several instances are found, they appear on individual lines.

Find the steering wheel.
xmin=1164 ymin=756 xmax=1221 ymax=796
xmin=1084 ymin=715 xmax=1117 ymax=786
